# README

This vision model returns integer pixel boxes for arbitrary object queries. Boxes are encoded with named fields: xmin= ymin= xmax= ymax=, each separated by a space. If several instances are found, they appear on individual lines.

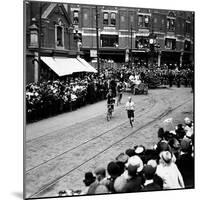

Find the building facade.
xmin=67 ymin=3 xmax=194 ymax=67
xmin=25 ymin=1 xmax=81 ymax=84
xmin=25 ymin=1 xmax=194 ymax=84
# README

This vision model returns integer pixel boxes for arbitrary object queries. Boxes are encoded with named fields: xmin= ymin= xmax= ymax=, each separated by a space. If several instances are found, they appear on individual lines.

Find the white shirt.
xmin=125 ymin=101 xmax=135 ymax=111
xmin=156 ymin=162 xmax=185 ymax=189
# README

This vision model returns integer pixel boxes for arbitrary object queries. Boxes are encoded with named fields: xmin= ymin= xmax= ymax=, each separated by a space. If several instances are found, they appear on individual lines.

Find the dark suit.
xmin=141 ymin=182 xmax=162 ymax=192
xmin=176 ymin=153 xmax=194 ymax=188
xmin=121 ymin=176 xmax=142 ymax=193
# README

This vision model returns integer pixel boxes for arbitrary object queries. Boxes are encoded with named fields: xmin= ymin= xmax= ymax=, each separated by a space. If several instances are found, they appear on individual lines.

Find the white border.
xmin=0 ymin=0 xmax=199 ymax=200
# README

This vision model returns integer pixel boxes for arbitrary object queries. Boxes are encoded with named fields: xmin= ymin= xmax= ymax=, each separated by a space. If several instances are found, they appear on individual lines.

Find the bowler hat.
xmin=83 ymin=172 xmax=96 ymax=186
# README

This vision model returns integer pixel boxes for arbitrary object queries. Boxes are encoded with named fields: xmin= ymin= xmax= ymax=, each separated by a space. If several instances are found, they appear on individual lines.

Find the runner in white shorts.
xmin=125 ymin=96 xmax=135 ymax=127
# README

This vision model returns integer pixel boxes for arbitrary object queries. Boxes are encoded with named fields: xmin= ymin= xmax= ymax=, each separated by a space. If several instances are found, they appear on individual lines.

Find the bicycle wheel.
xmin=107 ymin=110 xmax=111 ymax=121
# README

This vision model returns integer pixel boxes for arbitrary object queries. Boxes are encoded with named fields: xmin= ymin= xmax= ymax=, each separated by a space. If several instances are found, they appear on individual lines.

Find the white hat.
xmin=184 ymin=117 xmax=191 ymax=125
xmin=147 ymin=159 xmax=157 ymax=169
xmin=125 ymin=155 xmax=143 ymax=172
xmin=160 ymin=151 xmax=172 ymax=164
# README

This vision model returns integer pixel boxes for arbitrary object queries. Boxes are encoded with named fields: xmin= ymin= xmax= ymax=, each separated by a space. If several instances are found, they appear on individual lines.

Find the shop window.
xmin=100 ymin=34 xmax=118 ymax=47
xmin=73 ymin=10 xmax=79 ymax=24
xmin=184 ymin=40 xmax=191 ymax=51
xmin=165 ymin=38 xmax=176 ymax=50
xmin=110 ymin=12 xmax=116 ymax=26
xmin=103 ymin=12 xmax=109 ymax=25
xmin=136 ymin=36 xmax=149 ymax=49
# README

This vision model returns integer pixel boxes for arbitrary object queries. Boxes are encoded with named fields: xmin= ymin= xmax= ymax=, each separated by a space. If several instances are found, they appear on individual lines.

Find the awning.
xmin=41 ymin=57 xmax=97 ymax=76
xmin=77 ymin=57 xmax=97 ymax=73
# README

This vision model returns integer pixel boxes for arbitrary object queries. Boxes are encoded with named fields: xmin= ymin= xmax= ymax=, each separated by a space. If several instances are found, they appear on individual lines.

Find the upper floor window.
xmin=103 ymin=12 xmax=109 ymax=25
xmin=138 ymin=14 xmax=150 ymax=28
xmin=73 ymin=10 xmax=79 ymax=24
xmin=165 ymin=38 xmax=176 ymax=50
xmin=167 ymin=12 xmax=176 ymax=32
xmin=186 ymin=17 xmax=191 ymax=33
xmin=110 ymin=12 xmax=116 ymax=26
xmin=55 ymin=23 xmax=64 ymax=48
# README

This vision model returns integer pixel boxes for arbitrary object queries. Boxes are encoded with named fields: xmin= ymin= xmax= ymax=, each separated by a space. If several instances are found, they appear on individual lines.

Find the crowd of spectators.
xmin=58 ymin=117 xmax=194 ymax=196
xmin=26 ymin=75 xmax=109 ymax=123
xmin=26 ymin=62 xmax=194 ymax=123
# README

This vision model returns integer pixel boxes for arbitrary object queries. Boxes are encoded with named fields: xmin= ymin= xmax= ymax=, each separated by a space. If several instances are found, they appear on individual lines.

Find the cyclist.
xmin=106 ymin=89 xmax=115 ymax=113
xmin=125 ymin=96 xmax=135 ymax=127
xmin=116 ymin=81 xmax=123 ymax=106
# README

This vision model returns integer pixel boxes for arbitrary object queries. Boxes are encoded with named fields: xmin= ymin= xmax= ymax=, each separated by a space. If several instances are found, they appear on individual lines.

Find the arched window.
xmin=186 ymin=16 xmax=191 ymax=34
xmin=167 ymin=12 xmax=176 ymax=32
xmin=55 ymin=19 xmax=64 ymax=48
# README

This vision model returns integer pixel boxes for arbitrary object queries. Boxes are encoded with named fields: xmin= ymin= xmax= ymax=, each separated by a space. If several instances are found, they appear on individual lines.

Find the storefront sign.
xmin=90 ymin=50 xmax=97 ymax=57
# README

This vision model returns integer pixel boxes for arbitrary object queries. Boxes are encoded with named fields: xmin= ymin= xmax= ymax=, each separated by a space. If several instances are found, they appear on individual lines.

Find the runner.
xmin=125 ymin=96 xmax=135 ymax=127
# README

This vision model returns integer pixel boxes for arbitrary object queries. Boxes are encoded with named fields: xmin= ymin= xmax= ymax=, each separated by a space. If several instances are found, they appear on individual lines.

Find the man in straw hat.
xmin=156 ymin=151 xmax=184 ymax=189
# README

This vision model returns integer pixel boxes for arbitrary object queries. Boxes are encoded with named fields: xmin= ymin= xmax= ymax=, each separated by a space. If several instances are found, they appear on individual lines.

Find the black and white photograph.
xmin=23 ymin=0 xmax=195 ymax=199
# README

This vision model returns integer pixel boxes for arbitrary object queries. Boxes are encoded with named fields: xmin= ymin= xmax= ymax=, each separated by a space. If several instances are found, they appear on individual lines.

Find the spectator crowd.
xmin=58 ymin=117 xmax=194 ymax=196
xmin=26 ymin=63 xmax=194 ymax=123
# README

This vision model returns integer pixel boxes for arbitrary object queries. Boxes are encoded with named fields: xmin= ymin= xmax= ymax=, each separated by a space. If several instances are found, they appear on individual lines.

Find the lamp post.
xmin=96 ymin=5 xmax=100 ymax=76
xmin=130 ymin=26 xmax=133 ymax=67
xmin=74 ymin=30 xmax=82 ymax=58
xmin=148 ymin=15 xmax=160 ymax=68
xmin=149 ymin=32 xmax=155 ymax=67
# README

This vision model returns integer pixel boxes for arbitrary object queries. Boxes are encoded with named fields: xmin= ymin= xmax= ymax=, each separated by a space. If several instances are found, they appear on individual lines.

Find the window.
xmin=184 ymin=40 xmax=191 ymax=51
xmin=167 ymin=18 xmax=175 ymax=31
xmin=103 ymin=12 xmax=109 ymax=25
xmin=144 ymin=16 xmax=150 ymax=27
xmin=110 ymin=12 xmax=116 ymax=26
xmin=84 ymin=13 xmax=88 ymax=20
xmin=138 ymin=15 xmax=143 ymax=27
xmin=138 ymin=15 xmax=150 ymax=28
xmin=136 ymin=36 xmax=149 ymax=49
xmin=100 ymin=34 xmax=118 ymax=47
xmin=130 ymin=15 xmax=134 ymax=22
xmin=167 ymin=12 xmax=176 ymax=32
xmin=73 ymin=10 xmax=79 ymax=24
xmin=56 ymin=25 xmax=64 ymax=48
xmin=165 ymin=38 xmax=176 ymax=50
xmin=74 ymin=31 xmax=82 ymax=42
xmin=186 ymin=21 xmax=191 ymax=33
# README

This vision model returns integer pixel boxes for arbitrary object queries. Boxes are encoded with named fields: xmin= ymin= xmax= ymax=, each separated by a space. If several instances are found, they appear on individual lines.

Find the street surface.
xmin=25 ymin=87 xmax=193 ymax=198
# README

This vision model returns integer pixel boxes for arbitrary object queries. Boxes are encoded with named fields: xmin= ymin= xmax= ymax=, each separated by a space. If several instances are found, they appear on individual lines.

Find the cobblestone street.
xmin=25 ymin=87 xmax=193 ymax=198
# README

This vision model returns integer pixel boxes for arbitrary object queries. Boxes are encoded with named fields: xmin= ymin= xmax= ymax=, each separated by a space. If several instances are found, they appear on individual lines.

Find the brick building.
xmin=67 ymin=3 xmax=194 ymax=67
xmin=25 ymin=1 xmax=96 ymax=84
xmin=25 ymin=1 xmax=194 ymax=84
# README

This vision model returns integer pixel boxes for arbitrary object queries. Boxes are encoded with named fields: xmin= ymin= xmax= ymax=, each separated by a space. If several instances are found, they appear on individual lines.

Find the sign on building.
xmin=90 ymin=50 xmax=97 ymax=57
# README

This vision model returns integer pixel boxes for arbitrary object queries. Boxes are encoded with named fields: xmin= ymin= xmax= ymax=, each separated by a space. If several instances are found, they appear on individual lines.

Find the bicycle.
xmin=106 ymin=104 xmax=113 ymax=121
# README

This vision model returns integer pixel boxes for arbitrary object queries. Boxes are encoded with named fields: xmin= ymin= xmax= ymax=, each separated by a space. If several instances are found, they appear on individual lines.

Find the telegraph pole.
xmin=96 ymin=6 xmax=100 ymax=76
xmin=38 ymin=1 xmax=42 ymax=82
xmin=130 ymin=26 xmax=133 ymax=67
